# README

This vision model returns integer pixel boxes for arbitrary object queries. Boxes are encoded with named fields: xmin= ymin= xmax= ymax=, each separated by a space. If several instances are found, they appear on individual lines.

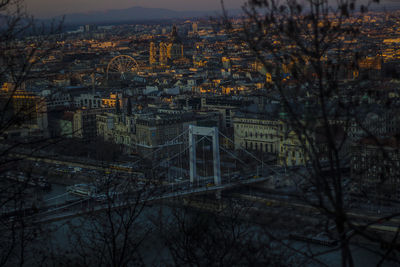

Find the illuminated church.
xmin=151 ymin=25 xmax=184 ymax=66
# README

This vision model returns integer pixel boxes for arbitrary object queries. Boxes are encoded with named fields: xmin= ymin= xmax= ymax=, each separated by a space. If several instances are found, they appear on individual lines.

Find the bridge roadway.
xmin=7 ymin=151 xmax=240 ymax=185
xmin=34 ymin=179 xmax=400 ymax=236
xmin=32 ymin=176 xmax=271 ymax=224
xmin=8 ymin=152 xmax=125 ymax=173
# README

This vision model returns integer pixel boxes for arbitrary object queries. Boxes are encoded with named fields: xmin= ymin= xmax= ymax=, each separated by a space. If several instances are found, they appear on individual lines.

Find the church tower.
xmin=167 ymin=25 xmax=184 ymax=61
xmin=159 ymin=42 xmax=168 ymax=65
xmin=149 ymin=42 xmax=157 ymax=65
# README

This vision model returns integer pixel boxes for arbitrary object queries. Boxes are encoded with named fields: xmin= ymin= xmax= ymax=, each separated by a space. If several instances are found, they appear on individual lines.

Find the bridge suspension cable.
xmin=217 ymin=130 xmax=284 ymax=176
xmin=43 ymin=192 xmax=69 ymax=202
xmin=203 ymin=136 xmax=246 ymax=166
xmin=154 ymin=134 xmax=209 ymax=169
xmin=132 ymin=128 xmax=190 ymax=165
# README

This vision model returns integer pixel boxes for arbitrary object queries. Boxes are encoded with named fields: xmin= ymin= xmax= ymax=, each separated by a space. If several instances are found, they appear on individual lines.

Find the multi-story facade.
xmin=97 ymin=113 xmax=135 ymax=153
xmin=278 ymin=130 xmax=309 ymax=167
xmin=201 ymin=97 xmax=245 ymax=129
xmin=101 ymin=93 xmax=123 ymax=108
xmin=133 ymin=111 xmax=196 ymax=159
xmin=73 ymin=108 xmax=111 ymax=140
xmin=74 ymin=93 xmax=102 ymax=109
xmin=46 ymin=91 xmax=72 ymax=110
xmin=1 ymin=83 xmax=48 ymax=137
xmin=277 ymin=124 xmax=346 ymax=167
xmin=12 ymin=90 xmax=48 ymax=131
xmin=97 ymin=110 xmax=199 ymax=159
xmin=233 ymin=115 xmax=281 ymax=155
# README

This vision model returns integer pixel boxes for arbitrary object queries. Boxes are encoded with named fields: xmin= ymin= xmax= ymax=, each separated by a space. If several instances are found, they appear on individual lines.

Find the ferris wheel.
xmin=106 ymin=55 xmax=140 ymax=81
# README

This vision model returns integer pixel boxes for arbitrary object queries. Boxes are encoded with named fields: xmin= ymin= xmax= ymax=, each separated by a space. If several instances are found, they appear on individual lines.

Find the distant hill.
xmin=61 ymin=6 xmax=236 ymax=25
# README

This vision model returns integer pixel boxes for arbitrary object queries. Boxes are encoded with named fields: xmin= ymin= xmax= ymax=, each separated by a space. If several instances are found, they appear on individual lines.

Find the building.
xmin=74 ymin=93 xmax=103 ymax=109
xmin=101 ymin=93 xmax=123 ymax=108
xmin=233 ymin=115 xmax=281 ymax=155
xmin=59 ymin=111 xmax=74 ymax=138
xmin=278 ymin=130 xmax=310 ymax=167
xmin=132 ymin=111 xmax=196 ymax=159
xmin=351 ymin=136 xmax=400 ymax=202
xmin=0 ymin=83 xmax=48 ymax=138
xmin=73 ymin=108 xmax=110 ymax=140
xmin=278 ymin=122 xmax=348 ymax=167
xmin=159 ymin=25 xmax=184 ymax=65
xmin=201 ymin=97 xmax=245 ymax=129
xmin=192 ymin=22 xmax=198 ymax=34
xmin=159 ymin=42 xmax=168 ymax=65
xmin=167 ymin=25 xmax=184 ymax=61
xmin=84 ymin=24 xmax=97 ymax=32
xmin=149 ymin=42 xmax=157 ymax=65
xmin=96 ymin=109 xmax=216 ymax=159
xmin=46 ymin=91 xmax=72 ymax=110
xmin=96 ymin=113 xmax=135 ymax=153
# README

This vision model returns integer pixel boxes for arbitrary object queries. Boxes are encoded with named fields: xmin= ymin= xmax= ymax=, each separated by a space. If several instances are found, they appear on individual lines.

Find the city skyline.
xmin=2 ymin=0 xmax=400 ymax=265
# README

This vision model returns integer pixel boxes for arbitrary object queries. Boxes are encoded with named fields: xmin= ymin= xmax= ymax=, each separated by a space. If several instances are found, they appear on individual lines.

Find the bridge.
xmin=3 ymin=125 xmax=287 ymax=223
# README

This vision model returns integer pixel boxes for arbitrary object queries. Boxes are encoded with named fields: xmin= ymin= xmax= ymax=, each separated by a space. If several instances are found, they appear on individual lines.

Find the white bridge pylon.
xmin=189 ymin=125 xmax=221 ymax=186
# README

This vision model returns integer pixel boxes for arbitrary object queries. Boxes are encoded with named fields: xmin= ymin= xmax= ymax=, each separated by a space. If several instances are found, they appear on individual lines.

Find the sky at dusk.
xmin=25 ymin=0 xmax=246 ymax=18
xmin=24 ymin=0 xmax=397 ymax=18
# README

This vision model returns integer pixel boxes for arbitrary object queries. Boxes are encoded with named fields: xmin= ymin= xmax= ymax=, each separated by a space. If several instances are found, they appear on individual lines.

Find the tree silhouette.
xmin=222 ymin=0 xmax=400 ymax=265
